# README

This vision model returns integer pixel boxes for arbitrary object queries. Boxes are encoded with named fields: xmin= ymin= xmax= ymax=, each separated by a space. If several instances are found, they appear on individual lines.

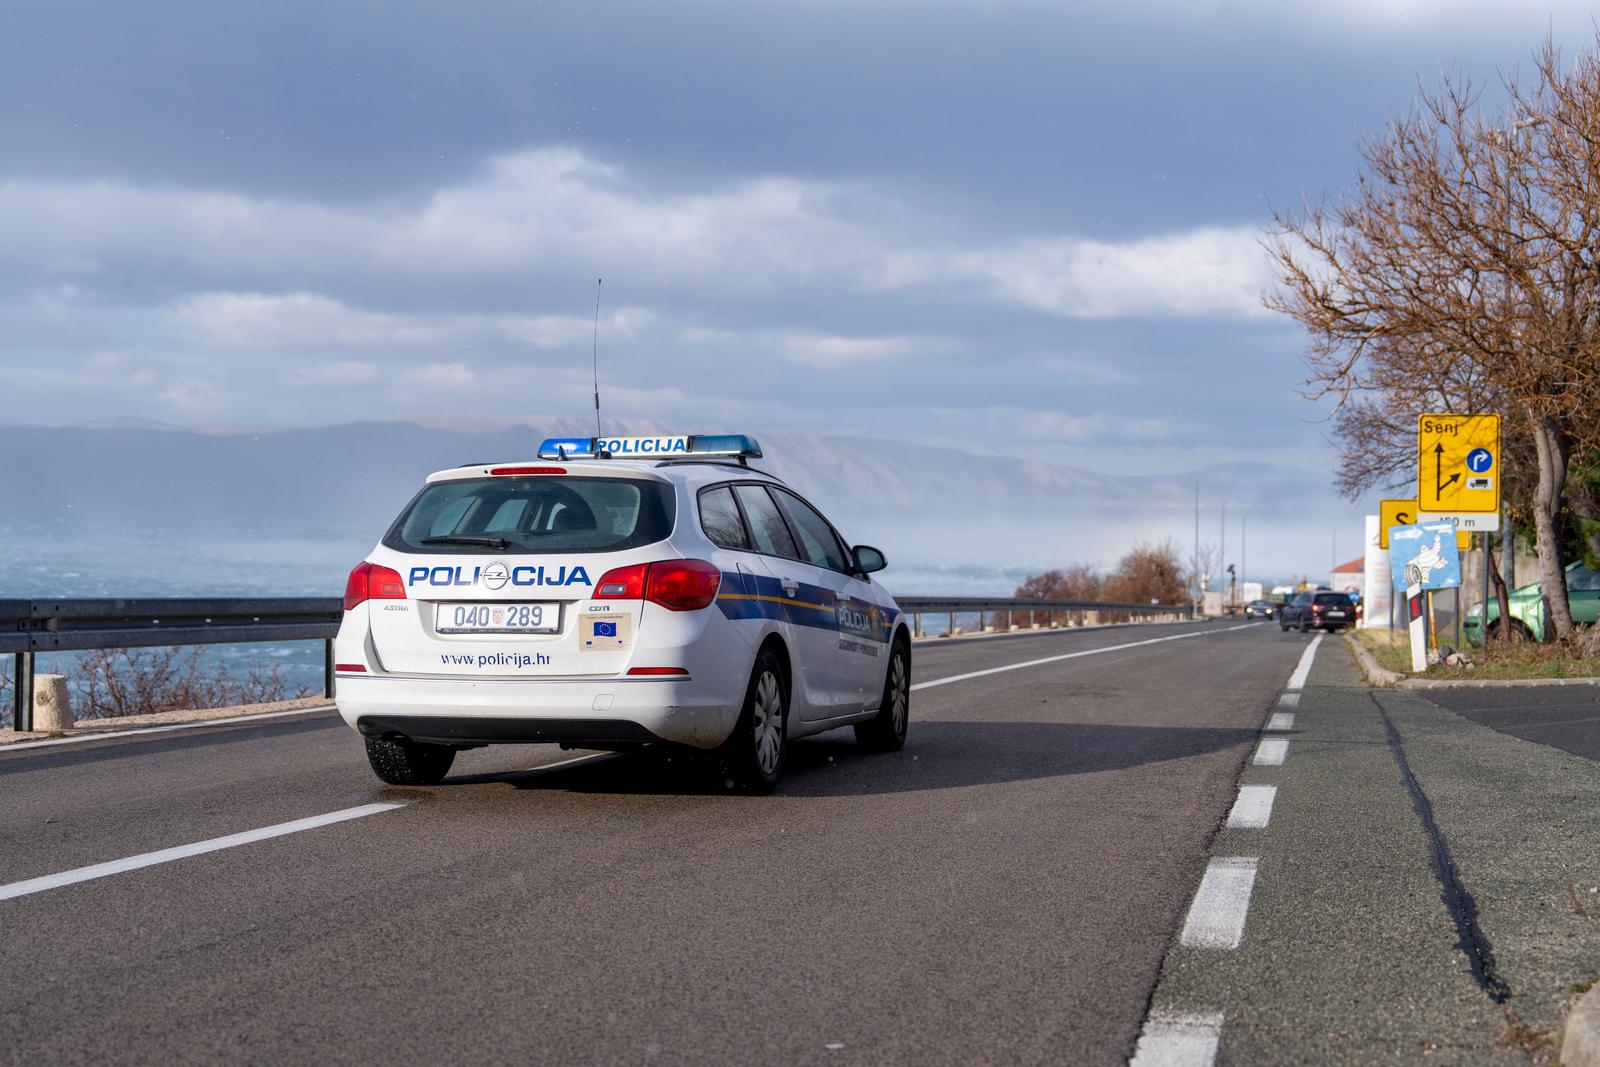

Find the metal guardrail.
xmin=5 ymin=598 xmax=342 ymax=732
xmin=3 ymin=593 xmax=1193 ymax=732
xmin=895 ymin=596 xmax=1193 ymax=638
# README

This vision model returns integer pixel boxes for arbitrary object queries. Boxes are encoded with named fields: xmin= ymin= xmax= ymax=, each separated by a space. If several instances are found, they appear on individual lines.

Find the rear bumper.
xmin=334 ymin=674 xmax=741 ymax=749
xmin=356 ymin=714 xmax=659 ymax=747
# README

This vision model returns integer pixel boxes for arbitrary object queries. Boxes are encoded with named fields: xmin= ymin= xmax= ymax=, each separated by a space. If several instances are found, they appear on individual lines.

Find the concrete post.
xmin=33 ymin=674 xmax=73 ymax=732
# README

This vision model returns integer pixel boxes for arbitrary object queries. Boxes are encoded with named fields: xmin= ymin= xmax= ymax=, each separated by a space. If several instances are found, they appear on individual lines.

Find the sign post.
xmin=1407 ymin=584 xmax=1427 ymax=672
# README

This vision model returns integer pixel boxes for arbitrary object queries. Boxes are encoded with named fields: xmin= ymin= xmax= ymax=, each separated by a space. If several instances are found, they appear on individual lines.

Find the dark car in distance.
xmin=1243 ymin=599 xmax=1275 ymax=620
xmin=1280 ymin=590 xmax=1356 ymax=633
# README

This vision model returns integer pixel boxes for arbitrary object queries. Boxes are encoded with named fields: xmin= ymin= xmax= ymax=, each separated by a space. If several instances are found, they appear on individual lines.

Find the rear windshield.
xmin=383 ymin=476 xmax=675 ymax=554
xmin=1313 ymin=593 xmax=1353 ymax=606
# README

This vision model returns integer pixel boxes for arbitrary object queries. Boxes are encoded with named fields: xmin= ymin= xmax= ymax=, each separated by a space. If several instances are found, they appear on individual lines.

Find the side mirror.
xmin=852 ymin=545 xmax=887 ymax=575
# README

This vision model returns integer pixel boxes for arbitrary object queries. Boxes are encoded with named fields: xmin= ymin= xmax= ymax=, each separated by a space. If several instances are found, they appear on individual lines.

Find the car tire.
xmin=856 ymin=638 xmax=910 ymax=752
xmin=1488 ymin=618 xmax=1535 ymax=643
xmin=1299 ymin=621 xmax=1311 ymax=633
xmin=364 ymin=734 xmax=455 ymax=786
xmin=1279 ymin=619 xmax=1289 ymax=631
xmin=719 ymin=648 xmax=787 ymax=793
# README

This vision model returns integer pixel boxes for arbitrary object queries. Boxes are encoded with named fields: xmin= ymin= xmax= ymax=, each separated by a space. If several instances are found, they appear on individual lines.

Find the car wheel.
xmin=1487 ymin=618 xmax=1535 ymax=643
xmin=1279 ymin=619 xmax=1289 ymax=631
xmin=1299 ymin=621 xmax=1311 ymax=633
xmin=856 ymin=638 xmax=910 ymax=751
xmin=364 ymin=734 xmax=455 ymax=786
xmin=720 ymin=648 xmax=787 ymax=793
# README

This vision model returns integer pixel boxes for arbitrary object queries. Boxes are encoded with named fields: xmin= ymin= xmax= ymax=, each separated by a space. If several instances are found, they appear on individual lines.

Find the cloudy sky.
xmin=2 ymin=3 xmax=1594 ymax=519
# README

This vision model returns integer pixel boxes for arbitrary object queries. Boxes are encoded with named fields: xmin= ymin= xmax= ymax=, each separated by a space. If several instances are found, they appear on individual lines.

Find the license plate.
xmin=437 ymin=602 xmax=560 ymax=634
xmin=1327 ymin=611 xmax=1345 ymax=618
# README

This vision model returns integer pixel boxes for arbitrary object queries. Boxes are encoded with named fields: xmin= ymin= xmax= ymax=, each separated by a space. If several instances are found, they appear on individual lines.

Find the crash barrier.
xmin=2 ymin=598 xmax=342 ymax=732
xmin=895 ymin=596 xmax=1193 ymax=641
xmin=2 ymin=594 xmax=1193 ymax=732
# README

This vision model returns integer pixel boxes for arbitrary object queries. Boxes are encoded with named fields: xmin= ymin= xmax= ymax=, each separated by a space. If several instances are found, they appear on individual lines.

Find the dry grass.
xmin=1355 ymin=628 xmax=1600 ymax=680
xmin=75 ymin=646 xmax=312 ymax=720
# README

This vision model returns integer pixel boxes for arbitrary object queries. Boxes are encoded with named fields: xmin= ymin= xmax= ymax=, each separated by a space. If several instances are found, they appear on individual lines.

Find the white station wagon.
xmin=333 ymin=433 xmax=910 ymax=792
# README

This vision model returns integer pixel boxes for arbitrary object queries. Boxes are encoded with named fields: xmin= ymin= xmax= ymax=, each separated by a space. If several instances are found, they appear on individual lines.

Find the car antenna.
xmin=591 ymin=277 xmax=603 ymax=438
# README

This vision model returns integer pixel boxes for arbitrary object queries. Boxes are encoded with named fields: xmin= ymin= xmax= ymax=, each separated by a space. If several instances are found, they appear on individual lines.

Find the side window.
xmin=733 ymin=484 xmax=800 ymax=560
xmin=698 ymin=486 xmax=750 ymax=550
xmin=773 ymin=489 xmax=850 ymax=573
xmin=1569 ymin=565 xmax=1600 ymax=591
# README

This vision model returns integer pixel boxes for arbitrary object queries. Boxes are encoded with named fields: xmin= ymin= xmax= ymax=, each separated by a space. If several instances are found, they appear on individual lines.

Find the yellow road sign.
xmin=1380 ymin=497 xmax=1471 ymax=550
xmin=1418 ymin=414 xmax=1500 ymax=512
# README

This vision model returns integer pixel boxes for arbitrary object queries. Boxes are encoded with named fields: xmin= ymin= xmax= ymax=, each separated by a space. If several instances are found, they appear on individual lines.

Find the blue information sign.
xmin=1466 ymin=448 xmax=1494 ymax=474
xmin=1387 ymin=520 xmax=1462 ymax=591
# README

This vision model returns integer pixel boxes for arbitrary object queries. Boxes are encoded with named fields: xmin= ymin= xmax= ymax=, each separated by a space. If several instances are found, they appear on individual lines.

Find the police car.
xmin=333 ymin=433 xmax=910 ymax=792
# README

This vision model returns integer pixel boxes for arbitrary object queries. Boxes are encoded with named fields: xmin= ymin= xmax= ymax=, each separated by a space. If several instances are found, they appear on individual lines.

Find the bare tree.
xmin=1267 ymin=38 xmax=1600 ymax=640
xmin=1103 ymin=539 xmax=1189 ymax=605
xmin=1015 ymin=563 xmax=1103 ymax=600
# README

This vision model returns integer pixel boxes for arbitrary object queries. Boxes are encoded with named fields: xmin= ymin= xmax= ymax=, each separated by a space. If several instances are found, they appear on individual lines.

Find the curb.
xmin=1344 ymin=633 xmax=1403 ymax=687
xmin=1342 ymin=634 xmax=1600 ymax=690
xmin=1564 ymin=985 xmax=1600 ymax=1066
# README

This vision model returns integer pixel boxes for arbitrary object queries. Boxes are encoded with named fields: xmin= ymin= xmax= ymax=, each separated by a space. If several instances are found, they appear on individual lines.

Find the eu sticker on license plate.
xmin=436 ymin=602 xmax=560 ymax=634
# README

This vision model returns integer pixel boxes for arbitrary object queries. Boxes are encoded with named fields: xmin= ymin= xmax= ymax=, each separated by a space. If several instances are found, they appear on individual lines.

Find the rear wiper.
xmin=422 ymin=535 xmax=510 ymax=549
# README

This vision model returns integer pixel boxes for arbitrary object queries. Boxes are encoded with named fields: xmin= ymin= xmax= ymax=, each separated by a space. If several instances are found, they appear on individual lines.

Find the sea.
xmin=1 ymin=526 xmax=1024 ymax=719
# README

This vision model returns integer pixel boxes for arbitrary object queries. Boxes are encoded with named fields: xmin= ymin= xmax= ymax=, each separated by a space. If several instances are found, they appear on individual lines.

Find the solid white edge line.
xmin=2 ymin=705 xmax=337 ymax=752
xmin=1252 ymin=738 xmax=1289 ymax=766
xmin=1278 ymin=692 xmax=1301 ymax=707
xmin=1128 ymin=1009 xmax=1225 ymax=1067
xmin=1265 ymin=712 xmax=1295 ymax=732
xmin=0 ymin=801 xmax=407 ymax=902
xmin=1284 ymin=633 xmax=1323 ymax=690
xmin=1226 ymin=785 xmax=1277 ymax=829
xmin=1180 ymin=857 xmax=1259 ymax=949
xmin=909 ymin=623 xmax=1258 ymax=692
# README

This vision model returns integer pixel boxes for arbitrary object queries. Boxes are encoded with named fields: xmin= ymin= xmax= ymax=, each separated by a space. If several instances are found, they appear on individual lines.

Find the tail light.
xmin=490 ymin=466 xmax=565 ymax=476
xmin=595 ymin=562 xmax=649 ymax=599
xmin=344 ymin=561 xmax=407 ymax=611
xmin=594 ymin=559 xmax=722 ymax=611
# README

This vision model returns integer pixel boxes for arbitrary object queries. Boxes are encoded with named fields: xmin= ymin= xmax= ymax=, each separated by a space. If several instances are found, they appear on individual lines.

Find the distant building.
xmin=1330 ymin=556 xmax=1364 ymax=594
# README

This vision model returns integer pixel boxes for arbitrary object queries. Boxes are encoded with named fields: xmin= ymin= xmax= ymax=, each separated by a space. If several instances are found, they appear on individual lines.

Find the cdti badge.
xmin=1417 ymin=414 xmax=1500 ymax=513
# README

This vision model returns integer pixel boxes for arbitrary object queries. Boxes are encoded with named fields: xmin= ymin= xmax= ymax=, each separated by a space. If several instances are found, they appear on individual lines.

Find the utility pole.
xmin=1220 ymin=501 xmax=1227 ymax=611
xmin=1241 ymin=514 xmax=1247 ymax=593
xmin=1193 ymin=480 xmax=1201 ymax=599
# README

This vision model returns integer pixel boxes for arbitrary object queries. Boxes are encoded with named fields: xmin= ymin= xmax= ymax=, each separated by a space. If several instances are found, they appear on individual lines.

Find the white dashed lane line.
xmin=1226 ymin=785 xmax=1277 ymax=829
xmin=1128 ymin=1010 xmax=1225 ymax=1067
xmin=1252 ymin=737 xmax=1289 ymax=766
xmin=1278 ymin=692 xmax=1300 ymax=707
xmin=1266 ymin=712 xmax=1295 ymax=732
xmin=0 ymin=802 xmax=407 ymax=902
xmin=1180 ymin=857 xmax=1259 ymax=949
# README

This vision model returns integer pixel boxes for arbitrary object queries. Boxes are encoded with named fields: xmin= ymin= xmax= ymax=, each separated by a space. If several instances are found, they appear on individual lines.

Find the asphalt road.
xmin=1422 ymin=685 xmax=1600 ymax=762
xmin=0 ymin=620 xmax=1303 ymax=1066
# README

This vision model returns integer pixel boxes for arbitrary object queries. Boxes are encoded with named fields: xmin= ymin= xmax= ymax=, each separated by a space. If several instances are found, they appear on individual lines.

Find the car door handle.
xmin=781 ymin=579 xmax=799 ymax=596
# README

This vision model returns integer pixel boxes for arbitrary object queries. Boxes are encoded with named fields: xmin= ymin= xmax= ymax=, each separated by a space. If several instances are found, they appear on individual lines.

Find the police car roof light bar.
xmin=535 ymin=434 xmax=762 ymax=461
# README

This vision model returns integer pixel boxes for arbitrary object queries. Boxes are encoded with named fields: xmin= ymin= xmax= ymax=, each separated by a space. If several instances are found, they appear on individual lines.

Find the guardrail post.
xmin=12 ymin=651 xmax=34 ymax=732
xmin=948 ymin=611 xmax=955 ymax=636
xmin=324 ymin=639 xmax=335 ymax=699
